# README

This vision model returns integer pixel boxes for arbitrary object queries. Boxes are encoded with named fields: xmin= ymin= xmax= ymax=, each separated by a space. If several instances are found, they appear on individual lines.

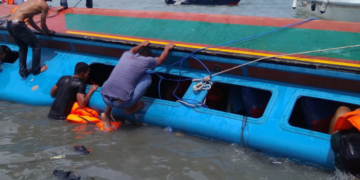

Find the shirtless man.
xmin=7 ymin=0 xmax=55 ymax=79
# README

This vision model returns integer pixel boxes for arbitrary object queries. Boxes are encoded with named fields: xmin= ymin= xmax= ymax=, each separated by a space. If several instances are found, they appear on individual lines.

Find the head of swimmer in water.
xmin=74 ymin=62 xmax=90 ymax=81
xmin=0 ymin=45 xmax=10 ymax=62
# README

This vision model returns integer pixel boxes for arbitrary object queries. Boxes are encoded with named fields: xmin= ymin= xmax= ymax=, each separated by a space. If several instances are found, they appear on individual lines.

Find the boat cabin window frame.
xmin=193 ymin=80 xmax=278 ymax=124
xmin=86 ymin=62 xmax=196 ymax=107
xmin=281 ymin=91 xmax=360 ymax=140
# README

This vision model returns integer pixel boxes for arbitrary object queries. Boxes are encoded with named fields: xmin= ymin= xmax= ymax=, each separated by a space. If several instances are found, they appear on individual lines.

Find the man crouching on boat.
xmin=48 ymin=62 xmax=98 ymax=120
xmin=7 ymin=0 xmax=55 ymax=79
xmin=100 ymin=41 xmax=175 ymax=130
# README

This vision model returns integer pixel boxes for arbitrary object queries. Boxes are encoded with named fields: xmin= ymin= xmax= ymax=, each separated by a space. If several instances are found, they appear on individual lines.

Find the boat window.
xmin=143 ymin=73 xmax=192 ymax=101
xmin=204 ymin=83 xmax=271 ymax=118
xmin=288 ymin=97 xmax=358 ymax=134
xmin=87 ymin=63 xmax=192 ymax=101
xmin=87 ymin=63 xmax=115 ymax=86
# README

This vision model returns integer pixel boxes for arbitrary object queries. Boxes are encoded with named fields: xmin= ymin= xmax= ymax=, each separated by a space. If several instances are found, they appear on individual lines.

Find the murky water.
xmin=0 ymin=100 xmax=336 ymax=180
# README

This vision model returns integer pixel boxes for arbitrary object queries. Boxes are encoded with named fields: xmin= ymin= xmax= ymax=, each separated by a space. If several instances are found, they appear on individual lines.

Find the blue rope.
xmin=150 ymin=18 xmax=316 ymax=107
xmin=74 ymin=0 xmax=82 ymax=7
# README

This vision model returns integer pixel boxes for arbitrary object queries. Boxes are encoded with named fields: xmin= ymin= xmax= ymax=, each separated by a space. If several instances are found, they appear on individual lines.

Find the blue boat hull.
xmin=165 ymin=0 xmax=240 ymax=5
xmin=2 ymin=30 xmax=360 ymax=171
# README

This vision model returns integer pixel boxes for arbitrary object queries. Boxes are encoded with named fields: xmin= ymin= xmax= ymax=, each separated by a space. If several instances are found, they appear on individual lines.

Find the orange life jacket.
xmin=66 ymin=103 xmax=101 ymax=123
xmin=66 ymin=103 xmax=122 ymax=131
xmin=334 ymin=110 xmax=360 ymax=132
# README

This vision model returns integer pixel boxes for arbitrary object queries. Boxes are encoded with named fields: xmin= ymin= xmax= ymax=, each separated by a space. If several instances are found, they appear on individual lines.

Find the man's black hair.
xmin=138 ymin=46 xmax=154 ymax=57
xmin=74 ymin=62 xmax=90 ymax=75
xmin=0 ymin=45 xmax=10 ymax=56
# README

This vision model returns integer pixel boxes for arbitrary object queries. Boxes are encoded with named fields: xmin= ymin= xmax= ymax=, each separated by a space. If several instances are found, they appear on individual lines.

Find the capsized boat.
xmin=293 ymin=0 xmax=360 ymax=23
xmin=1 ymin=6 xmax=360 ymax=171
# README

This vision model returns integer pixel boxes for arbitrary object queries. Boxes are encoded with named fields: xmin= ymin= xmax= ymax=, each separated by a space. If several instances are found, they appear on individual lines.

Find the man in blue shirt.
xmin=100 ymin=41 xmax=174 ymax=130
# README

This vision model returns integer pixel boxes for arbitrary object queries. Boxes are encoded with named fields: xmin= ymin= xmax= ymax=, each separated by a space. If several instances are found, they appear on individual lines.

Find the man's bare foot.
xmin=125 ymin=101 xmax=145 ymax=114
xmin=40 ymin=65 xmax=48 ymax=73
xmin=100 ymin=113 xmax=112 ymax=130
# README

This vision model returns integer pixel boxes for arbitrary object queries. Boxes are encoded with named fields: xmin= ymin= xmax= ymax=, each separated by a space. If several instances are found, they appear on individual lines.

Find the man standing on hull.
xmin=7 ymin=0 xmax=55 ymax=79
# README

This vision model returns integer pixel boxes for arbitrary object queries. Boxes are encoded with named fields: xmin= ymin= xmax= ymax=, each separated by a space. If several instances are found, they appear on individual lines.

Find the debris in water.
xmin=53 ymin=170 xmax=81 ymax=180
xmin=272 ymin=160 xmax=282 ymax=165
xmin=50 ymin=155 xmax=65 ymax=159
xmin=73 ymin=145 xmax=90 ymax=154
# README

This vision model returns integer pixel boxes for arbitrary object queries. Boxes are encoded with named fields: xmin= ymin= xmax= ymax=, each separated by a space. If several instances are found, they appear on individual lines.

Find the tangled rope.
xmin=190 ymin=44 xmax=360 ymax=92
xmin=192 ymin=76 xmax=212 ymax=91
xmin=150 ymin=18 xmax=317 ymax=107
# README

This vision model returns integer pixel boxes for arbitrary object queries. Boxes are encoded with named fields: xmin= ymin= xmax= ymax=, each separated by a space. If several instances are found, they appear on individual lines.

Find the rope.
xmin=192 ymin=76 xmax=212 ymax=91
xmin=213 ymin=44 xmax=360 ymax=77
xmin=192 ymin=44 xmax=360 ymax=92
xmin=240 ymin=116 xmax=248 ymax=148
xmin=149 ymin=18 xmax=317 ymax=107
xmin=74 ymin=0 xmax=82 ymax=7
xmin=35 ymin=6 xmax=58 ymax=23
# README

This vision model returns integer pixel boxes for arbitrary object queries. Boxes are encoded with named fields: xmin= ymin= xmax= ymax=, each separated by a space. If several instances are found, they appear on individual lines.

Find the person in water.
xmin=329 ymin=106 xmax=360 ymax=134
xmin=330 ymin=106 xmax=360 ymax=177
xmin=0 ymin=45 xmax=10 ymax=71
xmin=0 ymin=45 xmax=20 ymax=71
xmin=48 ymin=62 xmax=98 ymax=120
xmin=6 ymin=0 xmax=55 ymax=79
xmin=100 ymin=41 xmax=175 ymax=130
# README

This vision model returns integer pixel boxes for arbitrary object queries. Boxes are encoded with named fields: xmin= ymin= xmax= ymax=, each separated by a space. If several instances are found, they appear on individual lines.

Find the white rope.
xmin=176 ymin=100 xmax=200 ymax=107
xmin=192 ymin=44 xmax=360 ymax=92
xmin=192 ymin=76 xmax=212 ymax=91
xmin=212 ymin=44 xmax=360 ymax=77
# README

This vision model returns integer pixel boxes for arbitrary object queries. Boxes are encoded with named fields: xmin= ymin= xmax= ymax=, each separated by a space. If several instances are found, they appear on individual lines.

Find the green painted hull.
xmin=65 ymin=14 xmax=360 ymax=62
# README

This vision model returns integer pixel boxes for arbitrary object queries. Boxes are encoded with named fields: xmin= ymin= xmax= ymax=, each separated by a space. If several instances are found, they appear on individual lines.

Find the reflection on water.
xmin=0 ymin=100 xmax=336 ymax=179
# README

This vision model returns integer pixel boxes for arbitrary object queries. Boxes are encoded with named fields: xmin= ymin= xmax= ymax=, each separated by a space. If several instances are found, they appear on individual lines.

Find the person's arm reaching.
xmin=77 ymin=84 xmax=98 ymax=107
xmin=40 ymin=4 xmax=55 ymax=35
xmin=130 ymin=41 xmax=150 ymax=54
xmin=156 ymin=44 xmax=175 ymax=66
xmin=27 ymin=17 xmax=44 ymax=33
